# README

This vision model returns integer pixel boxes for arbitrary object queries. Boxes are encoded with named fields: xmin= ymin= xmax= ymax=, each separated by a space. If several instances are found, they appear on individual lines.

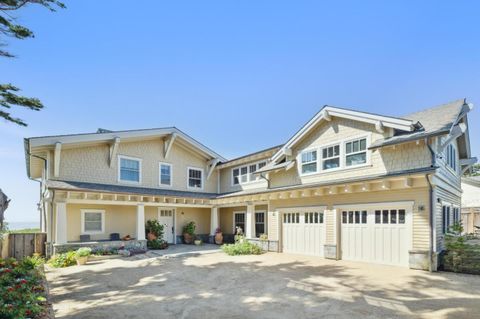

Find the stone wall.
xmin=248 ymin=238 xmax=279 ymax=252
xmin=53 ymin=239 xmax=147 ymax=254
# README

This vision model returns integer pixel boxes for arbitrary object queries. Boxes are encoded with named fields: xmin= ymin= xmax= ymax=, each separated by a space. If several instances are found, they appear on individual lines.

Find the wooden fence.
xmin=0 ymin=233 xmax=47 ymax=259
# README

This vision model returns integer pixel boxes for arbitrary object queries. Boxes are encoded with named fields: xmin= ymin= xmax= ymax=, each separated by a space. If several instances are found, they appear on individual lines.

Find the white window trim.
xmin=187 ymin=166 xmax=204 ymax=190
xmin=233 ymin=211 xmax=246 ymax=234
xmin=81 ymin=209 xmax=105 ymax=235
xmin=231 ymin=160 xmax=268 ymax=186
xmin=159 ymin=162 xmax=173 ymax=187
xmin=255 ymin=210 xmax=267 ymax=238
xmin=298 ymin=133 xmax=371 ymax=177
xmin=118 ymin=155 xmax=142 ymax=184
xmin=445 ymin=144 xmax=458 ymax=176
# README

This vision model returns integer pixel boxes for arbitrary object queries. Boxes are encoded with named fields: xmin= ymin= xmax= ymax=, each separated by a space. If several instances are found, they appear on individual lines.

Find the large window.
xmin=118 ymin=156 xmax=141 ymax=183
xmin=255 ymin=212 xmax=265 ymax=237
xmin=442 ymin=205 xmax=451 ymax=234
xmin=234 ymin=212 xmax=245 ymax=234
xmin=232 ymin=161 xmax=267 ymax=185
xmin=188 ymin=167 xmax=203 ymax=189
xmin=81 ymin=210 xmax=105 ymax=234
xmin=345 ymin=138 xmax=367 ymax=166
xmin=301 ymin=150 xmax=317 ymax=174
xmin=159 ymin=163 xmax=172 ymax=186
xmin=322 ymin=144 xmax=340 ymax=170
xmin=446 ymin=144 xmax=457 ymax=172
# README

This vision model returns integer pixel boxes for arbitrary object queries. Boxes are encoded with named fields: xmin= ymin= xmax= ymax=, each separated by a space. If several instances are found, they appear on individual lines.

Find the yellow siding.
xmin=54 ymin=140 xmax=218 ymax=193
xmin=219 ymin=206 xmax=245 ymax=235
xmin=175 ymin=207 xmax=211 ymax=235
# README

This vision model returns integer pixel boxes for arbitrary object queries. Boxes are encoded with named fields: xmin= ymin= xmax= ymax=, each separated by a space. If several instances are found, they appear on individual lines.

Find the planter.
xmin=147 ymin=232 xmax=157 ymax=241
xmin=76 ymin=256 xmax=88 ymax=266
xmin=215 ymin=232 xmax=223 ymax=245
xmin=183 ymin=233 xmax=194 ymax=244
xmin=194 ymin=239 xmax=202 ymax=246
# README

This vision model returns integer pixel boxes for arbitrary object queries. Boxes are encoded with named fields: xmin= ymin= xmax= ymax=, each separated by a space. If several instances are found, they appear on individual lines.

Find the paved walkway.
xmin=46 ymin=249 xmax=480 ymax=319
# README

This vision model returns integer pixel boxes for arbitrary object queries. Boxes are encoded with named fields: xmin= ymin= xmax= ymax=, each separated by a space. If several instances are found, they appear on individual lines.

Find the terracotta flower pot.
xmin=215 ymin=232 xmax=223 ymax=245
xmin=183 ymin=233 xmax=193 ymax=244
xmin=147 ymin=232 xmax=157 ymax=241
xmin=76 ymin=256 xmax=88 ymax=266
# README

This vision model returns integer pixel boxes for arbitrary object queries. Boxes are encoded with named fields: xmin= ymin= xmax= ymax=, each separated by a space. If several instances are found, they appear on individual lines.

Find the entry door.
xmin=282 ymin=210 xmax=326 ymax=257
xmin=340 ymin=206 xmax=411 ymax=267
xmin=158 ymin=208 xmax=174 ymax=243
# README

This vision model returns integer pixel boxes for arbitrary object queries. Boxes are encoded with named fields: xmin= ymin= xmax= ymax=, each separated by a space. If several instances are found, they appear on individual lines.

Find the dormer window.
xmin=322 ymin=145 xmax=340 ymax=170
xmin=446 ymin=144 xmax=457 ymax=172
xmin=118 ymin=156 xmax=141 ymax=183
xmin=231 ymin=161 xmax=268 ymax=186
xmin=345 ymin=138 xmax=367 ymax=166
xmin=301 ymin=150 xmax=317 ymax=174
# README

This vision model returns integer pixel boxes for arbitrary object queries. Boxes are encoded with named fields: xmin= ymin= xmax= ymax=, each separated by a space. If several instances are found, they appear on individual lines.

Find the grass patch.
xmin=8 ymin=228 xmax=41 ymax=234
xmin=222 ymin=241 xmax=263 ymax=256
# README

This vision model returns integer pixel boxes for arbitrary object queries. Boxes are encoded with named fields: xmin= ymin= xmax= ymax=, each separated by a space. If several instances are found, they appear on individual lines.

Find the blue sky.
xmin=1 ymin=1 xmax=479 ymax=223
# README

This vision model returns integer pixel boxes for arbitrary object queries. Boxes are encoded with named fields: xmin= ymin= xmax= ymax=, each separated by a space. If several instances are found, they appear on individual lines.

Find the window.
xmin=119 ymin=156 xmax=141 ymax=183
xmin=375 ymin=209 xmax=406 ymax=224
xmin=159 ymin=163 xmax=172 ymax=186
xmin=187 ymin=167 xmax=203 ymax=189
xmin=342 ymin=211 xmax=367 ymax=224
xmin=305 ymin=212 xmax=324 ymax=224
xmin=301 ymin=150 xmax=317 ymax=174
xmin=345 ymin=138 xmax=367 ymax=166
xmin=81 ymin=210 xmax=105 ymax=234
xmin=232 ymin=161 xmax=267 ymax=185
xmin=446 ymin=144 xmax=457 ymax=172
xmin=234 ymin=213 xmax=245 ymax=234
xmin=322 ymin=144 xmax=340 ymax=170
xmin=453 ymin=207 xmax=460 ymax=224
xmin=442 ymin=205 xmax=455 ymax=234
xmin=255 ymin=212 xmax=265 ymax=237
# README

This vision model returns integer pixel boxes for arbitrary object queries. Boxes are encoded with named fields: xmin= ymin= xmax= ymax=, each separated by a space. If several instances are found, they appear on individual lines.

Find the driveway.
xmin=46 ymin=246 xmax=480 ymax=319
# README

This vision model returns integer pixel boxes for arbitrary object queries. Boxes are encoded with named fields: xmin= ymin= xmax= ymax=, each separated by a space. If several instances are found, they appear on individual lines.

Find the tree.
xmin=0 ymin=189 xmax=10 ymax=239
xmin=0 ymin=0 xmax=64 ymax=126
xmin=464 ymin=163 xmax=480 ymax=177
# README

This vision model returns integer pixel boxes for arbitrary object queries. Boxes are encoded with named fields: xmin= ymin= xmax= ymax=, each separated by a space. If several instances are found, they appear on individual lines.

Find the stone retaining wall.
xmin=53 ymin=239 xmax=147 ymax=254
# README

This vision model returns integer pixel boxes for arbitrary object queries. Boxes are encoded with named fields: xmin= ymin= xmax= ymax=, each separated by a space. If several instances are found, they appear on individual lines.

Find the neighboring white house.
xmin=461 ymin=176 xmax=480 ymax=234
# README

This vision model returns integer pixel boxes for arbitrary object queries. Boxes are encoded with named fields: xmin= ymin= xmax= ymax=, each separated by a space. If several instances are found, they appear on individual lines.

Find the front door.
xmin=158 ymin=208 xmax=174 ymax=243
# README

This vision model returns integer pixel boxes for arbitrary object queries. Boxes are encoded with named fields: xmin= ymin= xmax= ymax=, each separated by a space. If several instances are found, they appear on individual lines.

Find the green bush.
xmin=147 ymin=239 xmax=168 ymax=250
xmin=183 ymin=221 xmax=196 ymax=235
xmin=0 ymin=257 xmax=48 ymax=319
xmin=21 ymin=254 xmax=45 ymax=270
xmin=222 ymin=241 xmax=263 ymax=256
xmin=48 ymin=251 xmax=76 ymax=268
xmin=145 ymin=219 xmax=164 ymax=239
xmin=75 ymin=247 xmax=92 ymax=258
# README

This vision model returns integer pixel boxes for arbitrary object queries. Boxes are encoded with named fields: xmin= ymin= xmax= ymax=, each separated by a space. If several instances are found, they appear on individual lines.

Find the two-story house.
xmin=24 ymin=99 xmax=476 ymax=270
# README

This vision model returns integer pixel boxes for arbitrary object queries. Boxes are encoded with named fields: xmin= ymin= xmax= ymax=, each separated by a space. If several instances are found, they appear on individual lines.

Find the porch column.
xmin=245 ymin=203 xmax=255 ymax=239
xmin=136 ymin=204 xmax=146 ymax=240
xmin=210 ymin=207 xmax=219 ymax=235
xmin=55 ymin=202 xmax=67 ymax=244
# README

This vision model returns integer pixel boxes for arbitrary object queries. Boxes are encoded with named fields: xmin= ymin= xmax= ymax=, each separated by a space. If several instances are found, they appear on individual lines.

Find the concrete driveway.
xmin=46 ymin=246 xmax=480 ymax=319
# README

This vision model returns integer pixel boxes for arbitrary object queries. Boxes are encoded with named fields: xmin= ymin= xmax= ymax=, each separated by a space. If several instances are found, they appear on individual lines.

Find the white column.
xmin=136 ymin=204 xmax=146 ymax=240
xmin=245 ymin=203 xmax=255 ymax=238
xmin=210 ymin=207 xmax=219 ymax=236
xmin=55 ymin=202 xmax=67 ymax=244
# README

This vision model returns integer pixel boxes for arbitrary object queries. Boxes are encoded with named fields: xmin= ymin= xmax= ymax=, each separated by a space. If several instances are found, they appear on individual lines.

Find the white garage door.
xmin=282 ymin=209 xmax=326 ymax=257
xmin=340 ymin=204 xmax=412 ymax=267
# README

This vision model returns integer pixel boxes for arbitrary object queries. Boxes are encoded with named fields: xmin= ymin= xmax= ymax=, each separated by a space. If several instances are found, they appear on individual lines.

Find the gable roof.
xmin=271 ymin=105 xmax=419 ymax=162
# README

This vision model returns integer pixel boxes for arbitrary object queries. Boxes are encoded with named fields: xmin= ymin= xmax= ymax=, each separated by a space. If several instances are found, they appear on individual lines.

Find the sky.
xmin=1 ymin=1 xmax=479 ymax=223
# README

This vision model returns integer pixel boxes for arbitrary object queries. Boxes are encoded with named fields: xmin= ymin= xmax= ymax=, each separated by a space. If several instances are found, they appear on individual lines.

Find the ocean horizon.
xmin=5 ymin=221 xmax=40 ymax=230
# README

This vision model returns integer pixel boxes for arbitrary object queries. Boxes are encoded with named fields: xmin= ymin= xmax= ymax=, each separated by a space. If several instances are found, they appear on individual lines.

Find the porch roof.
xmin=46 ymin=180 xmax=217 ymax=199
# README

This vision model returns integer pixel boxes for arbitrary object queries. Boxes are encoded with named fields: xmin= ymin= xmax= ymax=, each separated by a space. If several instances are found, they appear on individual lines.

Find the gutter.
xmin=426 ymin=139 xmax=436 ymax=272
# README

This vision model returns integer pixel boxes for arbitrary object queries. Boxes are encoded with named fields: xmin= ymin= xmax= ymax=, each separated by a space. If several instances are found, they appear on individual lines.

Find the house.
xmin=24 ymin=99 xmax=477 ymax=270
xmin=461 ymin=176 xmax=480 ymax=234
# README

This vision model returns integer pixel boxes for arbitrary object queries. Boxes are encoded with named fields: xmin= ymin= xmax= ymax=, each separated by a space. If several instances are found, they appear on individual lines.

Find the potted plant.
xmin=183 ymin=221 xmax=196 ymax=244
xmin=75 ymin=247 xmax=92 ymax=266
xmin=214 ymin=227 xmax=223 ymax=245
xmin=194 ymin=238 xmax=202 ymax=246
xmin=145 ymin=219 xmax=164 ymax=241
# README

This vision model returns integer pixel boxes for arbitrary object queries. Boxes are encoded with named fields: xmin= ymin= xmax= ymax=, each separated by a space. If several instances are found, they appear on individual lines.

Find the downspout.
xmin=259 ymin=173 xmax=271 ymax=189
xmin=28 ymin=153 xmax=48 ymax=232
xmin=426 ymin=139 xmax=436 ymax=272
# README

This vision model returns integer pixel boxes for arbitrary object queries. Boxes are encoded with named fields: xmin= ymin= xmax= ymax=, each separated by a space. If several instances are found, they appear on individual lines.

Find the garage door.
xmin=282 ymin=209 xmax=326 ymax=257
xmin=340 ymin=204 xmax=412 ymax=267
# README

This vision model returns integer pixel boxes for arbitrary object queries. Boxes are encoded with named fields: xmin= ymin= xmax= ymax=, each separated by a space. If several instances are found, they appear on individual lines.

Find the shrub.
xmin=75 ymin=247 xmax=92 ymax=258
xmin=147 ymin=239 xmax=168 ymax=250
xmin=0 ymin=257 xmax=48 ymax=319
xmin=48 ymin=251 xmax=76 ymax=268
xmin=20 ymin=254 xmax=45 ymax=270
xmin=91 ymin=247 xmax=118 ymax=256
xmin=145 ymin=220 xmax=164 ymax=239
xmin=222 ymin=241 xmax=263 ymax=256
xmin=183 ymin=221 xmax=196 ymax=236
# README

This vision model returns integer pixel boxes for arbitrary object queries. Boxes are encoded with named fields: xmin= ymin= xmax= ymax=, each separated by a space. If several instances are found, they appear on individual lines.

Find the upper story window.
xmin=322 ymin=144 xmax=340 ymax=170
xmin=118 ymin=156 xmax=141 ymax=183
xmin=446 ymin=144 xmax=457 ymax=172
xmin=159 ymin=162 xmax=172 ymax=186
xmin=345 ymin=138 xmax=367 ymax=166
xmin=232 ymin=161 xmax=267 ymax=186
xmin=188 ymin=167 xmax=203 ymax=189
xmin=299 ymin=135 xmax=370 ymax=176
xmin=301 ymin=150 xmax=317 ymax=174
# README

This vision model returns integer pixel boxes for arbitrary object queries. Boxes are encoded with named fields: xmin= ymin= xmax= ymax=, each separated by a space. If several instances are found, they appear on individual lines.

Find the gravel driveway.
xmin=46 ymin=246 xmax=480 ymax=319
